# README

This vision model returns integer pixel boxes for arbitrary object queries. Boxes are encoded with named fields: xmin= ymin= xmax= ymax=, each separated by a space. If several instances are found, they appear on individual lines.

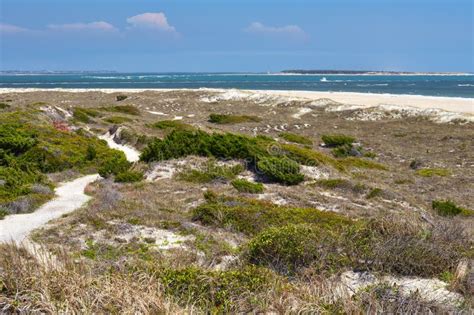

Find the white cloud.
xmin=0 ymin=23 xmax=30 ymax=34
xmin=245 ymin=22 xmax=307 ymax=39
xmin=126 ymin=12 xmax=176 ymax=33
xmin=48 ymin=21 xmax=117 ymax=32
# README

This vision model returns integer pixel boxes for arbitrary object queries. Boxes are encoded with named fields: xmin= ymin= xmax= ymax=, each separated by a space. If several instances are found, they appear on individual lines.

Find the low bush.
xmin=332 ymin=144 xmax=363 ymax=158
xmin=116 ymin=95 xmax=128 ymax=101
xmin=257 ymin=156 xmax=304 ymax=185
xmin=279 ymin=144 xmax=345 ymax=171
xmin=103 ymin=116 xmax=133 ymax=124
xmin=72 ymin=108 xmax=101 ymax=123
xmin=321 ymin=134 xmax=355 ymax=147
xmin=159 ymin=266 xmax=277 ymax=312
xmin=192 ymin=194 xmax=351 ymax=235
xmin=315 ymin=178 xmax=350 ymax=189
xmin=246 ymin=223 xmax=351 ymax=275
xmin=432 ymin=200 xmax=463 ymax=216
xmin=101 ymin=105 xmax=140 ymax=116
xmin=416 ymin=168 xmax=450 ymax=177
xmin=366 ymin=188 xmax=383 ymax=199
xmin=279 ymin=132 xmax=312 ymax=145
xmin=231 ymin=179 xmax=264 ymax=194
xmin=0 ymin=102 xmax=10 ymax=109
xmin=209 ymin=113 xmax=261 ymax=124
xmin=115 ymin=170 xmax=144 ymax=183
xmin=98 ymin=151 xmax=131 ymax=178
xmin=177 ymin=161 xmax=244 ymax=183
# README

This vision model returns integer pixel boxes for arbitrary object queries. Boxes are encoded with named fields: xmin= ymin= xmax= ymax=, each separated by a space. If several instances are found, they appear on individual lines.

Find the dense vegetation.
xmin=0 ymin=111 xmax=128 ymax=213
xmin=176 ymin=160 xmax=244 ymax=183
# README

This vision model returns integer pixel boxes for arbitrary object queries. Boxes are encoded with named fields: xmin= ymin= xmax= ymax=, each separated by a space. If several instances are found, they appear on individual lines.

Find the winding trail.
xmin=0 ymin=174 xmax=100 ymax=243
xmin=0 ymin=129 xmax=141 ymax=244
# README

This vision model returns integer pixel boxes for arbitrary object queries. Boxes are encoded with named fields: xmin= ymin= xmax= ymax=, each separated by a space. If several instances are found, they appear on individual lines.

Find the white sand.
xmin=0 ymin=174 xmax=100 ymax=243
xmin=99 ymin=128 xmax=141 ymax=162
xmin=1 ymin=88 xmax=472 ymax=114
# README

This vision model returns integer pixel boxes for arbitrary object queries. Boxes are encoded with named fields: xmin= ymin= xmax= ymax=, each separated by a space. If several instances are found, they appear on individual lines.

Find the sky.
xmin=0 ymin=0 xmax=473 ymax=72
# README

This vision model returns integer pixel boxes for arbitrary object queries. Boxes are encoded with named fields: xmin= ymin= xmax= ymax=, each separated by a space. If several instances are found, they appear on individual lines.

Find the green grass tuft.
xmin=115 ymin=170 xmax=144 ymax=183
xmin=416 ymin=168 xmax=450 ymax=177
xmin=100 ymin=105 xmax=140 ymax=116
xmin=103 ymin=116 xmax=133 ymax=124
xmin=321 ymin=134 xmax=355 ymax=147
xmin=279 ymin=132 xmax=312 ymax=145
xmin=209 ymin=113 xmax=262 ymax=124
xmin=231 ymin=179 xmax=264 ymax=193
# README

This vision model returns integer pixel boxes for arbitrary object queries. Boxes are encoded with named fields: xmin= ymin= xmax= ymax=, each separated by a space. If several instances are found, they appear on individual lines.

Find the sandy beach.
xmin=1 ymin=88 xmax=472 ymax=114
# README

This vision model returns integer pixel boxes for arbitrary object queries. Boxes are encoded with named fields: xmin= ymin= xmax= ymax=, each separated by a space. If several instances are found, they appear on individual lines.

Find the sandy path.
xmin=0 ymin=174 xmax=100 ymax=243
xmin=99 ymin=129 xmax=141 ymax=162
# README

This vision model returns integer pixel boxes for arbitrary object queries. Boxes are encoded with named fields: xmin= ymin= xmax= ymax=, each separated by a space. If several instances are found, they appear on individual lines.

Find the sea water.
xmin=1 ymin=73 xmax=473 ymax=98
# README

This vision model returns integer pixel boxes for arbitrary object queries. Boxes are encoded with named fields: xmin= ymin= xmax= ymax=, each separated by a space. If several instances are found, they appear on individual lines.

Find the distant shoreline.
xmin=1 ymin=88 xmax=472 ymax=115
xmin=1 ymin=71 xmax=473 ymax=76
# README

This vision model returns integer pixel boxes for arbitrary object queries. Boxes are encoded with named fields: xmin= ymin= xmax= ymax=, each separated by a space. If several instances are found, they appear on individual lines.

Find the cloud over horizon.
xmin=0 ymin=23 xmax=30 ymax=34
xmin=48 ymin=21 xmax=117 ymax=32
xmin=126 ymin=12 xmax=177 ymax=33
xmin=244 ymin=22 xmax=307 ymax=40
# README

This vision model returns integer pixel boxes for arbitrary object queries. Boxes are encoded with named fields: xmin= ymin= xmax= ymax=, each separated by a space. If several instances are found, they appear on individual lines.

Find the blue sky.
xmin=0 ymin=0 xmax=472 ymax=72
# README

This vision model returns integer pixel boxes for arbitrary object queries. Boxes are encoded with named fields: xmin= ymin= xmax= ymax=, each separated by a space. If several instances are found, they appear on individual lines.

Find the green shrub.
xmin=98 ymin=152 xmax=131 ymax=178
xmin=363 ymin=151 xmax=377 ymax=158
xmin=432 ymin=200 xmax=463 ymax=216
xmin=72 ymin=108 xmax=91 ymax=123
xmin=209 ymin=113 xmax=261 ymax=124
xmin=366 ymin=188 xmax=383 ymax=199
xmin=177 ymin=161 xmax=244 ymax=183
xmin=72 ymin=108 xmax=101 ymax=123
xmin=0 ymin=103 xmax=10 ymax=110
xmin=278 ymin=132 xmax=312 ymax=145
xmin=150 ymin=120 xmax=194 ymax=132
xmin=116 ymin=95 xmax=128 ymax=101
xmin=231 ymin=179 xmax=264 ymax=194
xmin=246 ymin=223 xmax=350 ymax=274
xmin=103 ymin=116 xmax=133 ymax=124
xmin=101 ymin=105 xmax=140 ymax=115
xmin=280 ymin=144 xmax=345 ymax=171
xmin=321 ymin=134 xmax=355 ymax=147
xmin=0 ymin=124 xmax=38 ymax=155
xmin=332 ymin=144 xmax=363 ymax=158
xmin=416 ymin=168 xmax=450 ymax=177
xmin=159 ymin=266 xmax=276 ymax=312
xmin=257 ymin=156 xmax=304 ymax=185
xmin=192 ymin=194 xmax=351 ymax=235
xmin=115 ymin=170 xmax=144 ymax=183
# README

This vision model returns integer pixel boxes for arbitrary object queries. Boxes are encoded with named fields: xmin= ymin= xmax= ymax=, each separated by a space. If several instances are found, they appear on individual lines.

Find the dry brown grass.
xmin=1 ymin=242 xmax=465 ymax=314
xmin=0 ymin=243 xmax=187 ymax=314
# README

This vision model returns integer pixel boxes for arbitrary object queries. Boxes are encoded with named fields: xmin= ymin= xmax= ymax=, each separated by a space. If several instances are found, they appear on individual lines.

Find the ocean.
xmin=1 ymin=73 xmax=473 ymax=98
